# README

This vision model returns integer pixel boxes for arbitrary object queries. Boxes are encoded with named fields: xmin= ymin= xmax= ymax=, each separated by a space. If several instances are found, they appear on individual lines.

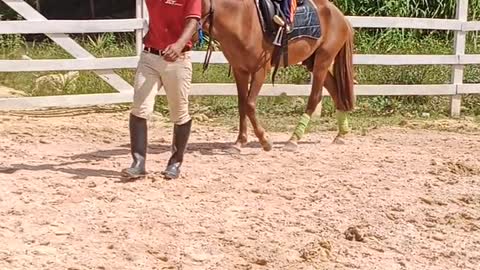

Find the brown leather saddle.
xmin=255 ymin=0 xmax=321 ymax=84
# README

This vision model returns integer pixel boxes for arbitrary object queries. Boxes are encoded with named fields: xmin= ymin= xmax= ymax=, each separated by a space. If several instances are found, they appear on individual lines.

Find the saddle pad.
xmin=288 ymin=0 xmax=321 ymax=41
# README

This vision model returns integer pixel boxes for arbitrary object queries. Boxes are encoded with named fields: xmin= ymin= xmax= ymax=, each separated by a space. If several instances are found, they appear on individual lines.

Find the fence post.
xmin=135 ymin=0 xmax=143 ymax=56
xmin=451 ymin=0 xmax=469 ymax=117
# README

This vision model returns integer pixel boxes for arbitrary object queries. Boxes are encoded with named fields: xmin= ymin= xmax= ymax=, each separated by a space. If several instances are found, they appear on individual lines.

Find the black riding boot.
xmin=121 ymin=113 xmax=147 ymax=179
xmin=162 ymin=119 xmax=192 ymax=180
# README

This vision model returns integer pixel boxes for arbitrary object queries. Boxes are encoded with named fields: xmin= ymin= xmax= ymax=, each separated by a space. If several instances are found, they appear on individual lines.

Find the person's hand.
xmin=162 ymin=42 xmax=183 ymax=62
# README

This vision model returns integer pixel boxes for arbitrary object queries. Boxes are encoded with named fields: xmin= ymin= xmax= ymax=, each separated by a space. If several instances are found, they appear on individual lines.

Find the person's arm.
xmin=163 ymin=0 xmax=201 ymax=62
xmin=162 ymin=18 xmax=198 ymax=62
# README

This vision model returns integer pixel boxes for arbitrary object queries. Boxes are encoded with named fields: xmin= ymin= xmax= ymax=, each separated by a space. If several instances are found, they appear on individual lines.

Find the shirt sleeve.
xmin=184 ymin=0 xmax=201 ymax=20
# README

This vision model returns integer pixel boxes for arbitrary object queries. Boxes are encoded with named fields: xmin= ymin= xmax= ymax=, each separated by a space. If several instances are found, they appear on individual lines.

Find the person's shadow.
xmin=0 ymin=142 xmax=240 ymax=180
xmin=1 ymin=140 xmax=316 ymax=180
xmin=4 ymin=160 xmax=120 ymax=180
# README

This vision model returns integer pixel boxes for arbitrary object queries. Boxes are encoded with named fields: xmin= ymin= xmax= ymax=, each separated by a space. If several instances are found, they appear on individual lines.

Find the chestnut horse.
xmin=201 ymin=0 xmax=355 ymax=151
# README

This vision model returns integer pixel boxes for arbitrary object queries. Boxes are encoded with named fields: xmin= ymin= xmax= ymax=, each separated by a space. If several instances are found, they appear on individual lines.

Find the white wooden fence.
xmin=0 ymin=0 xmax=479 ymax=116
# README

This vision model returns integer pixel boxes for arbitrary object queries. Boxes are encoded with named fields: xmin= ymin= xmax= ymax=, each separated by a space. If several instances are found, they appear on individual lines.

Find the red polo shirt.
xmin=144 ymin=0 xmax=201 ymax=51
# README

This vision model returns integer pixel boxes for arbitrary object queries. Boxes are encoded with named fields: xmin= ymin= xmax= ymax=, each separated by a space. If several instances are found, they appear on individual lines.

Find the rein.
xmin=200 ymin=0 xmax=215 ymax=72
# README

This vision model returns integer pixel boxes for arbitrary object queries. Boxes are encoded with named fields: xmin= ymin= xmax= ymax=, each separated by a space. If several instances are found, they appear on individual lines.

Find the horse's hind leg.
xmin=323 ymin=72 xmax=351 ymax=144
xmin=246 ymin=67 xmax=273 ymax=151
xmin=231 ymin=68 xmax=250 ymax=151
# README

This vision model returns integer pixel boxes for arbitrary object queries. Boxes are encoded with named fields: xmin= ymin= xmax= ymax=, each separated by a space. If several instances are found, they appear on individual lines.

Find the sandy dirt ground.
xmin=0 ymin=109 xmax=479 ymax=270
xmin=0 ymin=86 xmax=25 ymax=98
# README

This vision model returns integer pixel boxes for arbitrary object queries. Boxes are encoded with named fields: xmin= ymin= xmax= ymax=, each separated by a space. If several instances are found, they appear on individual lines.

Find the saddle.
xmin=255 ymin=0 xmax=322 ymax=83
xmin=256 ymin=0 xmax=303 ymax=40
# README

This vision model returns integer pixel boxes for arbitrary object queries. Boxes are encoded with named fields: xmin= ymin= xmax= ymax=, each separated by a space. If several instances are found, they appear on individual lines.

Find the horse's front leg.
xmin=285 ymin=53 xmax=331 ymax=151
xmin=284 ymin=72 xmax=326 ymax=151
xmin=231 ymin=68 xmax=250 ymax=151
xmin=246 ymin=68 xmax=273 ymax=151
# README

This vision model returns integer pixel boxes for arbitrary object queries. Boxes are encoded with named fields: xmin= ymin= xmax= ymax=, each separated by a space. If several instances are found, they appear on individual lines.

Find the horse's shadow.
xmin=65 ymin=139 xmax=318 ymax=162
xmin=65 ymin=141 xmax=242 ymax=162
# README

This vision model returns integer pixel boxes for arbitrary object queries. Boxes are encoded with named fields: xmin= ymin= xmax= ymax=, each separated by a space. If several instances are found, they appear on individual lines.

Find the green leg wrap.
xmin=291 ymin=113 xmax=311 ymax=141
xmin=337 ymin=110 xmax=350 ymax=135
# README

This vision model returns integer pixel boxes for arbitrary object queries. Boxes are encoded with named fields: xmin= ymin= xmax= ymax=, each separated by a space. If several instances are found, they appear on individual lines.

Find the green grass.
xmin=185 ymin=111 xmax=480 ymax=136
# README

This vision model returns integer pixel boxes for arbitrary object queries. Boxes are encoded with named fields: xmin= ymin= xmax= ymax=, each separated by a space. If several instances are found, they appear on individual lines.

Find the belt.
xmin=144 ymin=47 xmax=164 ymax=56
xmin=144 ymin=46 xmax=189 ymax=56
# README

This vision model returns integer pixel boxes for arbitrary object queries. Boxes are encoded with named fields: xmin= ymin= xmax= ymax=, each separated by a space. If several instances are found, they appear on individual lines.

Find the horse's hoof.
xmin=261 ymin=139 xmax=273 ymax=152
xmin=333 ymin=135 xmax=346 ymax=145
xmin=283 ymin=141 xmax=298 ymax=152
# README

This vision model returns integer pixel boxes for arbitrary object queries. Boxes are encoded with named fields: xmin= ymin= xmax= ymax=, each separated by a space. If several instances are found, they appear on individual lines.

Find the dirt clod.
xmin=345 ymin=226 xmax=365 ymax=242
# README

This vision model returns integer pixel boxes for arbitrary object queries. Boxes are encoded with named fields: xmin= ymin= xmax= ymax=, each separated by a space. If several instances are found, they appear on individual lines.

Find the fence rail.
xmin=6 ymin=53 xmax=480 ymax=72
xmin=0 ymin=19 xmax=144 ymax=34
xmin=0 ymin=0 xmax=478 ymax=116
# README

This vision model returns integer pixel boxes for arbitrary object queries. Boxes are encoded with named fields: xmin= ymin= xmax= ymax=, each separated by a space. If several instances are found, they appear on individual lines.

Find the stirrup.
xmin=273 ymin=26 xmax=284 ymax=46
xmin=273 ymin=15 xmax=285 ymax=27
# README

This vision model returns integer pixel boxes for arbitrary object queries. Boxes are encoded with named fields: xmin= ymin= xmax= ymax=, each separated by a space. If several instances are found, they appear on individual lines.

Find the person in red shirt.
xmin=122 ymin=0 xmax=201 ymax=180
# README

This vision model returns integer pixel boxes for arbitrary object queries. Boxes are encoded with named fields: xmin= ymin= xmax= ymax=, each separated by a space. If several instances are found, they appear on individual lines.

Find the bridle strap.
xmin=201 ymin=0 xmax=215 ymax=72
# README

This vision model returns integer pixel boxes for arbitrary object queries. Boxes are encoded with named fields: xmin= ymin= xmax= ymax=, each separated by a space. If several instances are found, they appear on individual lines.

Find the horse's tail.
xmin=333 ymin=25 xmax=355 ymax=112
